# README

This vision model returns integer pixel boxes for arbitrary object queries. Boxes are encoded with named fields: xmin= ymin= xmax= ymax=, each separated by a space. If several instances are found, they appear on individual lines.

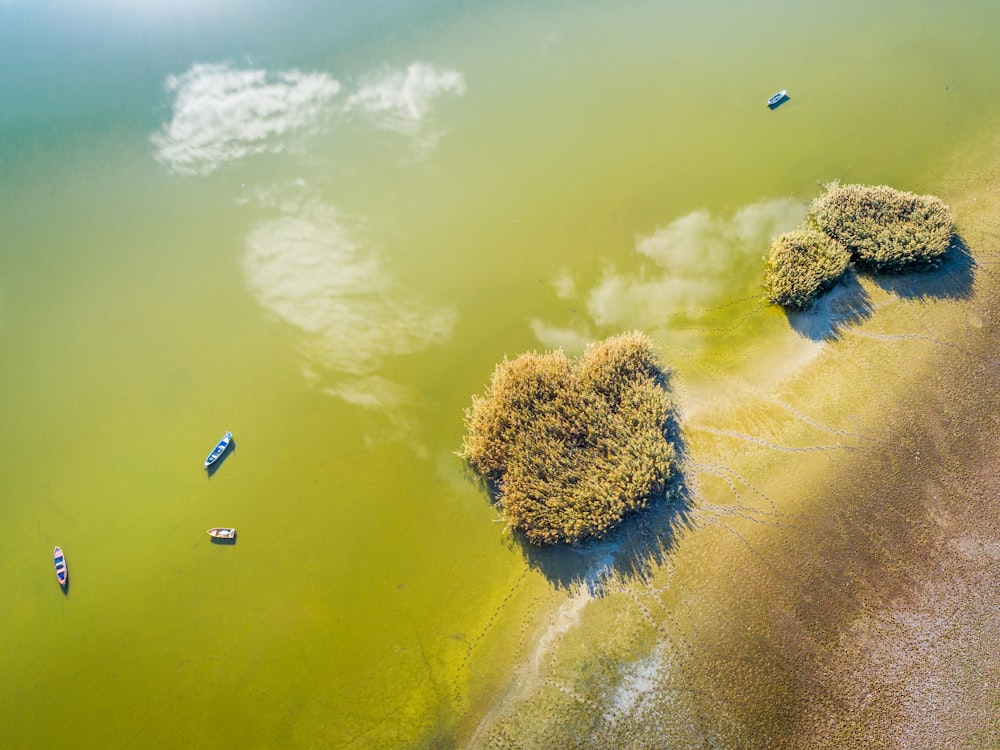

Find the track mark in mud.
xmin=668 ymin=305 xmax=766 ymax=336
xmin=696 ymin=503 xmax=792 ymax=533
xmin=691 ymin=426 xmax=860 ymax=454
xmin=671 ymin=346 xmax=869 ymax=441
xmin=545 ymin=678 xmax=602 ymax=711
xmin=768 ymin=397 xmax=869 ymax=441
xmin=697 ymin=515 xmax=772 ymax=566
xmin=688 ymin=461 xmax=783 ymax=516
xmin=855 ymin=330 xmax=1000 ymax=373
xmin=625 ymin=587 xmax=695 ymax=656
xmin=638 ymin=297 xmax=764 ymax=334
xmin=624 ymin=589 xmax=676 ymax=644
xmin=452 ymin=568 xmax=531 ymax=704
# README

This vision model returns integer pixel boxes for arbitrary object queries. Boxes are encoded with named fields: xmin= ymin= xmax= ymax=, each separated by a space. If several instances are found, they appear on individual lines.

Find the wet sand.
xmin=460 ymin=137 xmax=1000 ymax=748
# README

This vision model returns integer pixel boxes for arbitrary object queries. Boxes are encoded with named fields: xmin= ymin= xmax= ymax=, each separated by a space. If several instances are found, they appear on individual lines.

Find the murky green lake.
xmin=2 ymin=0 xmax=999 ymax=746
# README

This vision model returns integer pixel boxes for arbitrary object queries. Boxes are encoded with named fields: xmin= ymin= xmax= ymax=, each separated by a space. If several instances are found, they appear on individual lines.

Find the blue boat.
xmin=767 ymin=89 xmax=788 ymax=108
xmin=53 ymin=546 xmax=68 ymax=587
xmin=204 ymin=431 xmax=233 ymax=469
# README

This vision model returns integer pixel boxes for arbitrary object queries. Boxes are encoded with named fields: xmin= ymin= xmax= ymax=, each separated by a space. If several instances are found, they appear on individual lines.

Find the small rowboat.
xmin=207 ymin=528 xmax=236 ymax=539
xmin=767 ymin=89 xmax=788 ymax=108
xmin=53 ymin=546 xmax=68 ymax=587
xmin=204 ymin=431 xmax=232 ymax=470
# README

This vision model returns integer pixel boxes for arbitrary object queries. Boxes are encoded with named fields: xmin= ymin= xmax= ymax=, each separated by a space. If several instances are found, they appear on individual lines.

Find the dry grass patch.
xmin=460 ymin=332 xmax=675 ymax=545
xmin=809 ymin=183 xmax=954 ymax=272
xmin=763 ymin=228 xmax=851 ymax=311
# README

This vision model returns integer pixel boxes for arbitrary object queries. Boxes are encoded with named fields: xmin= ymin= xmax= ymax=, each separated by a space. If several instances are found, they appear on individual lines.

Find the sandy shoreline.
xmin=459 ymin=134 xmax=1000 ymax=748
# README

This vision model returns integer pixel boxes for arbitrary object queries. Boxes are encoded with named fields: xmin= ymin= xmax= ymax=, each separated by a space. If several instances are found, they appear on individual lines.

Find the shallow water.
xmin=1 ymin=1 xmax=999 ymax=747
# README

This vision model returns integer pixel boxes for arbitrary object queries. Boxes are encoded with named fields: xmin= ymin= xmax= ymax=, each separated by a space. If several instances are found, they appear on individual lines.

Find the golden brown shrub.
xmin=762 ymin=228 xmax=851 ymax=310
xmin=809 ymin=183 xmax=954 ymax=272
xmin=461 ymin=332 xmax=675 ymax=545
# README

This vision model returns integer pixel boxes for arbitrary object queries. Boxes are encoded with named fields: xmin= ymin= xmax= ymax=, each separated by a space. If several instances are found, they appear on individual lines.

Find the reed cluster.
xmin=461 ymin=331 xmax=675 ymax=545
xmin=763 ymin=183 xmax=955 ymax=309
xmin=762 ymin=228 xmax=851 ymax=310
xmin=810 ymin=183 xmax=954 ymax=272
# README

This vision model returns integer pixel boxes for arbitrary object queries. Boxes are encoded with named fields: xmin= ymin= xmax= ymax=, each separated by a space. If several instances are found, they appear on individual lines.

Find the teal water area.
xmin=1 ymin=1 xmax=999 ymax=746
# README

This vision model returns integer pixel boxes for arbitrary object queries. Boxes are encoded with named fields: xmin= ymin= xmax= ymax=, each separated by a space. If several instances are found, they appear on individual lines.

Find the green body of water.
xmin=2 ymin=0 xmax=999 ymax=746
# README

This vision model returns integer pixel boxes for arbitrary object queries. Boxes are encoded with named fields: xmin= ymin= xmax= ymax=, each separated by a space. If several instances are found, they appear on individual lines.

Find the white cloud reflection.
xmin=550 ymin=268 xmax=576 ymax=299
xmin=532 ymin=199 xmax=806 ymax=347
xmin=529 ymin=318 xmax=592 ymax=353
xmin=152 ymin=63 xmax=341 ymax=175
xmin=152 ymin=61 xmax=466 ymax=174
xmin=345 ymin=62 xmax=466 ymax=149
xmin=243 ymin=190 xmax=456 ymax=405
xmin=589 ymin=199 xmax=805 ymax=327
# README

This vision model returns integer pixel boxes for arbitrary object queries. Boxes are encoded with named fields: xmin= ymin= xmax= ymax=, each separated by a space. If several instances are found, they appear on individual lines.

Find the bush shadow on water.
xmin=513 ymin=472 xmax=694 ymax=594
xmin=787 ymin=236 xmax=976 ymax=342
xmin=786 ymin=269 xmax=875 ymax=341
xmin=479 ymin=400 xmax=695 ymax=594
xmin=868 ymin=234 xmax=976 ymax=302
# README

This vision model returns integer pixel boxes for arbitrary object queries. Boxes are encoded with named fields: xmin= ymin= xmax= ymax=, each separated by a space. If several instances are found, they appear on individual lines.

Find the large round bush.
xmin=460 ymin=332 xmax=675 ymax=545
xmin=809 ymin=183 xmax=954 ymax=272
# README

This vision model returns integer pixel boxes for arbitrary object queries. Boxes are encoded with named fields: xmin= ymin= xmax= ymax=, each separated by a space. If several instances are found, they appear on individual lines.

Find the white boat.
xmin=767 ymin=89 xmax=788 ymax=108
xmin=207 ymin=528 xmax=237 ymax=539
xmin=53 ymin=546 xmax=68 ymax=587
xmin=204 ymin=431 xmax=232 ymax=470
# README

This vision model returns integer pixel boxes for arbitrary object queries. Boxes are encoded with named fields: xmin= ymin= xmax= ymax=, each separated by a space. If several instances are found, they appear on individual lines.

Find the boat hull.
xmin=204 ymin=431 xmax=233 ymax=469
xmin=767 ymin=89 xmax=788 ymax=108
xmin=53 ymin=546 xmax=68 ymax=587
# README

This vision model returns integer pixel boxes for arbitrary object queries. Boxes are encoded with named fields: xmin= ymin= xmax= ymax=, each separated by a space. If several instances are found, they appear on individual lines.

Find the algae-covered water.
xmin=2 ymin=1 xmax=1000 ymax=747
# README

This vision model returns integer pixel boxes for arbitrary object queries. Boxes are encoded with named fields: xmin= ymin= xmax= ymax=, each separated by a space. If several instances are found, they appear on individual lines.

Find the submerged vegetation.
xmin=461 ymin=332 xmax=675 ymax=545
xmin=762 ymin=228 xmax=851 ymax=310
xmin=763 ymin=183 xmax=955 ymax=310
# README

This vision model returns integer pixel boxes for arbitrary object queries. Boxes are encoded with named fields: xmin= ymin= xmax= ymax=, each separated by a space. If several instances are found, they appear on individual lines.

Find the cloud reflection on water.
xmin=243 ymin=189 xmax=456 ymax=408
xmin=152 ymin=61 xmax=464 ymax=424
xmin=152 ymin=60 xmax=465 ymax=174
xmin=152 ymin=63 xmax=342 ymax=176
xmin=345 ymin=62 xmax=466 ymax=149
xmin=591 ymin=199 xmax=805 ymax=326
xmin=529 ymin=317 xmax=592 ymax=352
xmin=532 ymin=199 xmax=806 ymax=350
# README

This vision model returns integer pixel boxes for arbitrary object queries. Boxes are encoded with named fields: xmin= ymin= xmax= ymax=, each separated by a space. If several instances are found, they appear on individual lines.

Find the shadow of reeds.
xmin=786 ymin=269 xmax=875 ymax=342
xmin=868 ymin=234 xmax=976 ymax=301
xmin=785 ymin=235 xmax=976 ymax=342
xmin=512 ymin=472 xmax=694 ymax=593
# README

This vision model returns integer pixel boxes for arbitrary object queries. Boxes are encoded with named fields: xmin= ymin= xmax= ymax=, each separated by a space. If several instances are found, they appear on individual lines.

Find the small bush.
xmin=763 ymin=228 xmax=851 ymax=310
xmin=809 ymin=183 xmax=954 ymax=272
xmin=460 ymin=332 xmax=675 ymax=545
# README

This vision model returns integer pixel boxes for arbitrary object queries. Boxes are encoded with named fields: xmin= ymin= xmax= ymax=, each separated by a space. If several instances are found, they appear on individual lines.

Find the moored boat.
xmin=204 ymin=431 xmax=232 ymax=470
xmin=767 ymin=89 xmax=788 ymax=108
xmin=53 ymin=546 xmax=68 ymax=587
xmin=207 ymin=528 xmax=237 ymax=539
